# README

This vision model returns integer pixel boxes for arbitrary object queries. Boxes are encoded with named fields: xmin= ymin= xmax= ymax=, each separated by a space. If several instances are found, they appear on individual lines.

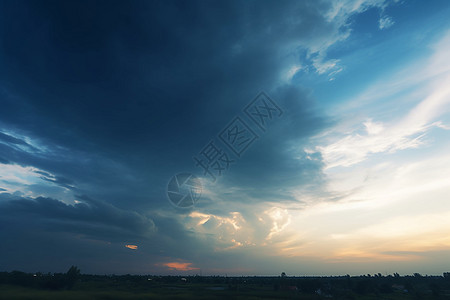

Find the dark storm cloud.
xmin=0 ymin=193 xmax=156 ymax=239
xmin=0 ymin=0 xmax=347 ymax=273
xmin=0 ymin=0 xmax=329 ymax=167
xmin=0 ymin=0 xmax=333 ymax=213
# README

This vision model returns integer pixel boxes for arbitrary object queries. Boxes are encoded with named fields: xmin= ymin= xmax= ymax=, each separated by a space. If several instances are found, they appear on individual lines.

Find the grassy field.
xmin=2 ymin=270 xmax=450 ymax=299
xmin=0 ymin=283 xmax=446 ymax=300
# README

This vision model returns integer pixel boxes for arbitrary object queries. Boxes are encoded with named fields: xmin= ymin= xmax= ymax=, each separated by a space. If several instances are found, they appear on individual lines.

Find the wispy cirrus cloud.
xmin=379 ymin=15 xmax=395 ymax=30
xmin=279 ymin=0 xmax=398 ymax=81
xmin=316 ymin=32 xmax=450 ymax=169
xmin=306 ymin=0 xmax=396 ymax=79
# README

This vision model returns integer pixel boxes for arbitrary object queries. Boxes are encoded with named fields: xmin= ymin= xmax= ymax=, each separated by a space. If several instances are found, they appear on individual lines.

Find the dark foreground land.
xmin=1 ymin=269 xmax=450 ymax=299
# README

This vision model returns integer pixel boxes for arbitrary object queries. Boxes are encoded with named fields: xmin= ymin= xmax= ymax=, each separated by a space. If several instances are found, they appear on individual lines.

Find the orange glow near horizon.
xmin=163 ymin=262 xmax=199 ymax=271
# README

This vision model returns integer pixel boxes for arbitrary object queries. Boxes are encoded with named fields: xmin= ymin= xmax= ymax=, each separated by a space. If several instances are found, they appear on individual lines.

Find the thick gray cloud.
xmin=0 ymin=0 xmax=334 ymax=206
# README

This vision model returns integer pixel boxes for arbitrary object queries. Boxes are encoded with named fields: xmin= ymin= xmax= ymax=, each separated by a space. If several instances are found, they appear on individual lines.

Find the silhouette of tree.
xmin=66 ymin=265 xmax=80 ymax=289
xmin=8 ymin=271 xmax=33 ymax=287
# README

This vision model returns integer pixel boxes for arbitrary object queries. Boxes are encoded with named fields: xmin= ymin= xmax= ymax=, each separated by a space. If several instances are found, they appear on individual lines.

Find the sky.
xmin=1 ymin=0 xmax=450 ymax=276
